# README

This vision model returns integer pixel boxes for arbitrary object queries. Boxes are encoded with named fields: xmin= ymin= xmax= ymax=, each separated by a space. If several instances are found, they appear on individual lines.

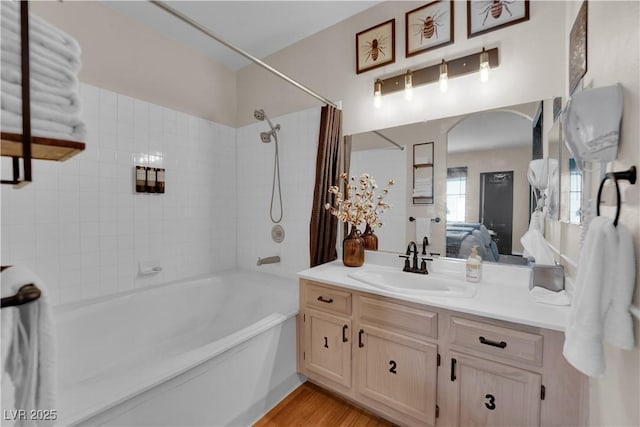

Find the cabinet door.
xmin=449 ymin=351 xmax=541 ymax=427
xmin=356 ymin=325 xmax=438 ymax=425
xmin=303 ymin=308 xmax=351 ymax=388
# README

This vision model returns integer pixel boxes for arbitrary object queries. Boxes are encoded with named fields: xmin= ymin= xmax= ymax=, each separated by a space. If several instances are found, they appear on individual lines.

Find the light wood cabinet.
xmin=356 ymin=325 xmax=438 ymax=425
xmin=303 ymin=308 xmax=351 ymax=388
xmin=448 ymin=351 xmax=541 ymax=427
xmin=297 ymin=278 xmax=587 ymax=427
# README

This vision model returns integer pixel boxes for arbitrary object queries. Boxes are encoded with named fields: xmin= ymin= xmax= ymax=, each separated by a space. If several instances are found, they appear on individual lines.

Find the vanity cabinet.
xmin=297 ymin=279 xmax=587 ymax=427
xmin=448 ymin=352 xmax=541 ymax=427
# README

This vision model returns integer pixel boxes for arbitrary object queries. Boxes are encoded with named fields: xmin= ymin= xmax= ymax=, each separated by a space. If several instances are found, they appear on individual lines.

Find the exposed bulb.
xmin=404 ymin=71 xmax=413 ymax=101
xmin=479 ymin=49 xmax=490 ymax=83
xmin=373 ymin=79 xmax=382 ymax=108
xmin=439 ymin=60 xmax=448 ymax=93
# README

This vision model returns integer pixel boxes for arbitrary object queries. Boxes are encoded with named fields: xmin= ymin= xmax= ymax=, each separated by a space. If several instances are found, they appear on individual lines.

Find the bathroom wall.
xmin=31 ymin=1 xmax=236 ymax=127
xmin=350 ymin=147 xmax=408 ymax=253
xmin=561 ymin=2 xmax=640 ymax=425
xmin=235 ymin=107 xmax=321 ymax=278
xmin=236 ymin=1 xmax=566 ymax=135
xmin=1 ymin=83 xmax=237 ymax=305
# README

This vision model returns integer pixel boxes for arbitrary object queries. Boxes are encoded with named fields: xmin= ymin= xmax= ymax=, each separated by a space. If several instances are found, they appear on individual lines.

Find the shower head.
xmin=254 ymin=109 xmax=265 ymax=121
xmin=253 ymin=108 xmax=280 ymax=133
xmin=260 ymin=131 xmax=273 ymax=143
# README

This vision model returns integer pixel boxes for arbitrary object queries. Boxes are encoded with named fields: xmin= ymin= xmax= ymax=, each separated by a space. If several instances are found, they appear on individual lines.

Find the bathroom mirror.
xmin=349 ymin=100 xmax=559 ymax=264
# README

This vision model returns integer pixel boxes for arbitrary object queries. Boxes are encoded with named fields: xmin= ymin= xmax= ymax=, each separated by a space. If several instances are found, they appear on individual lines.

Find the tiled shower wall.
xmin=236 ymin=107 xmax=320 ymax=278
xmin=1 ymin=83 xmax=237 ymax=305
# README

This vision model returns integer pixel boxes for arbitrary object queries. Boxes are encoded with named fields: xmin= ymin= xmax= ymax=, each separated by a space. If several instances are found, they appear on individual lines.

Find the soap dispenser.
xmin=466 ymin=245 xmax=482 ymax=283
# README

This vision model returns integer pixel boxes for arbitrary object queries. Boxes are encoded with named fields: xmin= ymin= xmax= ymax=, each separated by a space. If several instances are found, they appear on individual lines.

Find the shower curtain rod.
xmin=373 ymin=131 xmax=404 ymax=150
xmin=149 ymin=1 xmax=339 ymax=109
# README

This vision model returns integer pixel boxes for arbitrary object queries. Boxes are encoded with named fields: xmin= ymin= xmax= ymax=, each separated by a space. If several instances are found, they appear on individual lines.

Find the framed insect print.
xmin=356 ymin=19 xmax=395 ymax=74
xmin=405 ymin=1 xmax=454 ymax=58
xmin=569 ymin=1 xmax=587 ymax=94
xmin=467 ymin=0 xmax=530 ymax=38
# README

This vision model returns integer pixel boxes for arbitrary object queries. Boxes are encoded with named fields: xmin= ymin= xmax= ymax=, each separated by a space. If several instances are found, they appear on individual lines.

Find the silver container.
xmin=530 ymin=264 xmax=565 ymax=292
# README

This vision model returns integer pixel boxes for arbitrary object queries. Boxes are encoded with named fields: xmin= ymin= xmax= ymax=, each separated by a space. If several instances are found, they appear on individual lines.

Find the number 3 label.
xmin=485 ymin=394 xmax=496 ymax=410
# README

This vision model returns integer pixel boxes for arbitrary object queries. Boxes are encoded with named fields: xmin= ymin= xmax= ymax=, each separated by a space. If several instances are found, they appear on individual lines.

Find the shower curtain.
xmin=309 ymin=105 xmax=343 ymax=267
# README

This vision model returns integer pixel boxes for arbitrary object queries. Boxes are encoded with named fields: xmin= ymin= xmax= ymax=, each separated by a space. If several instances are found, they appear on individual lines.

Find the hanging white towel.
xmin=415 ymin=217 xmax=431 ymax=243
xmin=563 ymin=217 xmax=636 ymax=377
xmin=1 ymin=266 xmax=56 ymax=427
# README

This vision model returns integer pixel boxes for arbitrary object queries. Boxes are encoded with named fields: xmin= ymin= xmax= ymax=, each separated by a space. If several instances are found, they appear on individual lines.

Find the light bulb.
xmin=479 ymin=49 xmax=490 ymax=83
xmin=373 ymin=79 xmax=382 ymax=108
xmin=404 ymin=71 xmax=413 ymax=101
xmin=439 ymin=60 xmax=448 ymax=93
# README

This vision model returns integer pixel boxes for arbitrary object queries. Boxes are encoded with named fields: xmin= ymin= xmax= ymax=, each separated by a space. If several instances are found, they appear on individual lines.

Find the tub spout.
xmin=257 ymin=256 xmax=280 ymax=266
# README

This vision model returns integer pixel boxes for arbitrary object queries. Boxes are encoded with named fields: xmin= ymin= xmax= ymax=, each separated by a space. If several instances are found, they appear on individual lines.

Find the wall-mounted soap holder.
xmin=135 ymin=166 xmax=165 ymax=194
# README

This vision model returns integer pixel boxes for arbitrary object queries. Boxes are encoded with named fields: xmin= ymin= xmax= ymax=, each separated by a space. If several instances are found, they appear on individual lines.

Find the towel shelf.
xmin=1 ymin=132 xmax=85 ymax=161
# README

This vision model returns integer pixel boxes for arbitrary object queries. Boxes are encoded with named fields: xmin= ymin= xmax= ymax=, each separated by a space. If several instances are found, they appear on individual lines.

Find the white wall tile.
xmin=1 ymin=83 xmax=237 ymax=305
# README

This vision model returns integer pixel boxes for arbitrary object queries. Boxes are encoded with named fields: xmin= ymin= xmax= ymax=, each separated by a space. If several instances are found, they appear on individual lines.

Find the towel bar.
xmin=596 ymin=166 xmax=636 ymax=226
xmin=1 ymin=284 xmax=41 ymax=308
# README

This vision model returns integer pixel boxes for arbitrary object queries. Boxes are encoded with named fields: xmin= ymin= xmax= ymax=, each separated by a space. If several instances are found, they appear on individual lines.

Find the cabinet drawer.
xmin=449 ymin=317 xmax=543 ymax=367
xmin=358 ymin=296 xmax=437 ymax=341
xmin=304 ymin=281 xmax=352 ymax=315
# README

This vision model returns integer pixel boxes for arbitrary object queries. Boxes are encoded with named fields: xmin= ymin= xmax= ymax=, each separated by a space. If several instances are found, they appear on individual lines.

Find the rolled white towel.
xmin=1 ymin=50 xmax=78 ymax=90
xmin=1 ymin=109 xmax=86 ymax=142
xmin=1 ymin=1 xmax=81 ymax=65
xmin=2 ymin=89 xmax=84 ymax=129
xmin=1 ymin=80 xmax=78 ymax=113
xmin=1 ymin=28 xmax=80 ymax=74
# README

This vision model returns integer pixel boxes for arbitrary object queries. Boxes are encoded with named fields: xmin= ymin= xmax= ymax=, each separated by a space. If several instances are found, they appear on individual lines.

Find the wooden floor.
xmin=254 ymin=382 xmax=395 ymax=427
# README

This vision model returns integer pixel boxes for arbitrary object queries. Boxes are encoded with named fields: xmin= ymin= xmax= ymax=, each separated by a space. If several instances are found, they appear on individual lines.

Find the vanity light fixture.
xmin=439 ymin=60 xmax=449 ymax=93
xmin=373 ymin=79 xmax=382 ymax=108
xmin=372 ymin=47 xmax=499 ymax=99
xmin=404 ymin=70 xmax=414 ymax=101
xmin=479 ymin=48 xmax=490 ymax=83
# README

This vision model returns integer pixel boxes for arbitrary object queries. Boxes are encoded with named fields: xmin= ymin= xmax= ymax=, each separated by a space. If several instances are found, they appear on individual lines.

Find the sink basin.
xmin=348 ymin=267 xmax=477 ymax=298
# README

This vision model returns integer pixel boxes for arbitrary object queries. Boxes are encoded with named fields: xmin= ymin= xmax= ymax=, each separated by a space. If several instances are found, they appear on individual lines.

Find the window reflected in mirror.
xmin=447 ymin=167 xmax=467 ymax=222
xmin=568 ymin=158 xmax=582 ymax=224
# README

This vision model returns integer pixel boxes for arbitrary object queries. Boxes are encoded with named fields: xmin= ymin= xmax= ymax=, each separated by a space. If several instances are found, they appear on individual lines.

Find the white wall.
xmin=236 ymin=1 xmax=566 ymax=135
xmin=1 ymin=84 xmax=237 ymax=305
xmin=350 ymin=147 xmax=408 ymax=253
xmin=32 ymin=1 xmax=237 ymax=127
xmin=559 ymin=2 xmax=640 ymax=426
xmin=235 ymin=107 xmax=321 ymax=278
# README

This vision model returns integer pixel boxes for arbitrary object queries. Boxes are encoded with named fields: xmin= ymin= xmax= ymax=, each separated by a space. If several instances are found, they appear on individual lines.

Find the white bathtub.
xmin=54 ymin=269 xmax=301 ymax=426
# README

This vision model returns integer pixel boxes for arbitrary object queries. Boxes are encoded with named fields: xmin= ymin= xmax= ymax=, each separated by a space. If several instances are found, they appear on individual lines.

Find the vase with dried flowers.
xmin=325 ymin=173 xmax=394 ymax=266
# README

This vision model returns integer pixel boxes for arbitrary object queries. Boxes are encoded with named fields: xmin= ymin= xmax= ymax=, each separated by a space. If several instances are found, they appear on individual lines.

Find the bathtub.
xmin=54 ymin=269 xmax=301 ymax=426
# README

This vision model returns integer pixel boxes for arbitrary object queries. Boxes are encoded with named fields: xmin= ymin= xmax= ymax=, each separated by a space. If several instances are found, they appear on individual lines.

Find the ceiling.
xmin=103 ymin=1 xmax=381 ymax=70
xmin=352 ymin=101 xmax=539 ymax=153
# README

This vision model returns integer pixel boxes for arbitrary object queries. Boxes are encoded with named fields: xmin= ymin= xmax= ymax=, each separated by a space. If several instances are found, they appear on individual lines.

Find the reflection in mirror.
xmin=348 ymin=101 xmax=547 ymax=265
xmin=446 ymin=107 xmax=536 ymax=265
xmin=559 ymin=125 xmax=583 ymax=225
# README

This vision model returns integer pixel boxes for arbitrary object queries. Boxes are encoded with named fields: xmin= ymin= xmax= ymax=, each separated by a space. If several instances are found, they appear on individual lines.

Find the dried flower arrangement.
xmin=325 ymin=172 xmax=394 ymax=229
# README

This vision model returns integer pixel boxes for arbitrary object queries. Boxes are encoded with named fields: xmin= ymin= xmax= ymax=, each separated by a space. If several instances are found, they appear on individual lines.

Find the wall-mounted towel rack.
xmin=409 ymin=216 xmax=441 ymax=223
xmin=1 ymin=1 xmax=85 ymax=187
xmin=0 ymin=265 xmax=41 ymax=308
xmin=596 ymin=166 xmax=636 ymax=226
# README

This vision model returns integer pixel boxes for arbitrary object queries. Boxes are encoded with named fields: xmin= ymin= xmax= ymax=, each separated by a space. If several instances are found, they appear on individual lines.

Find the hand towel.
xmin=602 ymin=222 xmax=635 ymax=350
xmin=530 ymin=287 xmax=571 ymax=306
xmin=1 ymin=1 xmax=81 ymax=64
xmin=415 ymin=217 xmax=431 ymax=243
xmin=1 ymin=266 xmax=56 ymax=426
xmin=562 ymin=216 xmax=630 ymax=377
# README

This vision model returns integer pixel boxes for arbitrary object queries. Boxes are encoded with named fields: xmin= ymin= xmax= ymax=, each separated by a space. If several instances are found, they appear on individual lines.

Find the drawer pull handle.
xmin=317 ymin=296 xmax=333 ymax=303
xmin=479 ymin=336 xmax=507 ymax=348
xmin=342 ymin=325 xmax=348 ymax=343
xmin=450 ymin=358 xmax=457 ymax=381
xmin=358 ymin=329 xmax=365 ymax=348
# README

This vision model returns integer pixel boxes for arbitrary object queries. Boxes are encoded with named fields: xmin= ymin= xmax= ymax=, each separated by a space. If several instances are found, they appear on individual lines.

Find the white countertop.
xmin=297 ymin=257 xmax=571 ymax=332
